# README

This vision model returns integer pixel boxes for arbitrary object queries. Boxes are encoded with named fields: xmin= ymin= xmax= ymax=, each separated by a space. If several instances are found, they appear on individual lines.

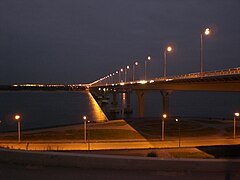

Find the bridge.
xmin=88 ymin=67 xmax=240 ymax=117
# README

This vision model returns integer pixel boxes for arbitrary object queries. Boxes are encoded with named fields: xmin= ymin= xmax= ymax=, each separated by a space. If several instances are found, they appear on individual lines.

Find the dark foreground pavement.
xmin=0 ymin=162 xmax=237 ymax=180
xmin=0 ymin=148 xmax=239 ymax=180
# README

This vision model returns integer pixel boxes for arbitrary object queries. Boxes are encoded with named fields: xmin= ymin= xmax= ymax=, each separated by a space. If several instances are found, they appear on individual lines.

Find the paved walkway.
xmin=0 ymin=137 xmax=239 ymax=151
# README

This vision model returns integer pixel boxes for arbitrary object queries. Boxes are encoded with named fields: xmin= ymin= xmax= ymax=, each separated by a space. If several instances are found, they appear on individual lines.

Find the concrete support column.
xmin=126 ymin=91 xmax=131 ymax=109
xmin=124 ymin=91 xmax=132 ymax=113
xmin=160 ymin=90 xmax=172 ymax=116
xmin=112 ymin=91 xmax=118 ymax=106
xmin=136 ymin=90 xmax=145 ymax=117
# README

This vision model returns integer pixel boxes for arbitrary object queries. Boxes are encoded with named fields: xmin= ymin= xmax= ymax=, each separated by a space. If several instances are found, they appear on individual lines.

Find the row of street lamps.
xmin=11 ymin=112 xmax=240 ymax=144
xmin=92 ymin=27 xmax=212 ymax=86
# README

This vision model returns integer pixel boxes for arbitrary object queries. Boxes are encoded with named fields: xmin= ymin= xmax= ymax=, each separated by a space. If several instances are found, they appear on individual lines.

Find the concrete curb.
xmin=0 ymin=148 xmax=240 ymax=173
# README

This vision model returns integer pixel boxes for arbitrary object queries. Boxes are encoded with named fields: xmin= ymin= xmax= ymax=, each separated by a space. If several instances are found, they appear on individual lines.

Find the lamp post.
xmin=87 ymin=120 xmax=91 ymax=150
xmin=14 ymin=114 xmax=21 ymax=143
xmin=115 ymin=71 xmax=119 ymax=83
xmin=132 ymin=61 xmax=138 ymax=81
xmin=124 ymin=66 xmax=130 ymax=82
xmin=83 ymin=115 xmax=87 ymax=143
xmin=175 ymin=118 xmax=180 ymax=147
xmin=109 ymin=74 xmax=112 ymax=84
xmin=120 ymin=68 xmax=123 ymax=82
xmin=163 ymin=46 xmax=172 ymax=79
xmin=200 ymin=28 xmax=211 ymax=76
xmin=144 ymin=56 xmax=151 ymax=80
xmin=162 ymin=113 xmax=167 ymax=141
xmin=234 ymin=112 xmax=239 ymax=139
xmin=112 ymin=73 xmax=115 ymax=84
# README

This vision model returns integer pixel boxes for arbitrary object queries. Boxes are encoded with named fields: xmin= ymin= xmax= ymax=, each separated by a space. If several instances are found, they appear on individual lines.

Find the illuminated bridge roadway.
xmin=89 ymin=67 xmax=240 ymax=117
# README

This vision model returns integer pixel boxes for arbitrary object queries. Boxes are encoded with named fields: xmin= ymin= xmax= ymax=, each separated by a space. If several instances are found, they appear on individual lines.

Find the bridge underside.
xmin=89 ymin=75 xmax=240 ymax=118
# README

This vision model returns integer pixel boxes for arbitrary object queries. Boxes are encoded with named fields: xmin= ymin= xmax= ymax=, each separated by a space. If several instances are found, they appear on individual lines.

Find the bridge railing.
xmin=155 ymin=67 xmax=240 ymax=81
xmin=91 ymin=67 xmax=240 ymax=87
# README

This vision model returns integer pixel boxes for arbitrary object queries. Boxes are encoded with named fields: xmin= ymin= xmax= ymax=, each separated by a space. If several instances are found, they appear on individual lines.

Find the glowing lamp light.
xmin=235 ymin=112 xmax=240 ymax=117
xmin=175 ymin=118 xmax=179 ymax=122
xmin=138 ymin=80 xmax=147 ymax=84
xmin=83 ymin=116 xmax=87 ymax=120
xmin=162 ymin=114 xmax=167 ymax=119
xmin=121 ymin=68 xmax=123 ymax=72
xmin=147 ymin=56 xmax=151 ymax=60
xmin=135 ymin=62 xmax=138 ymax=66
xmin=15 ymin=115 xmax=20 ymax=120
xmin=120 ymin=82 xmax=125 ymax=86
xmin=167 ymin=46 xmax=172 ymax=52
xmin=127 ymin=66 xmax=130 ymax=69
xmin=204 ymin=28 xmax=210 ymax=35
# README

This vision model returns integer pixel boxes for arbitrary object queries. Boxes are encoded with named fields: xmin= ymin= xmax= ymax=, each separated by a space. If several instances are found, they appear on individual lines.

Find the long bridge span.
xmin=88 ymin=67 xmax=240 ymax=117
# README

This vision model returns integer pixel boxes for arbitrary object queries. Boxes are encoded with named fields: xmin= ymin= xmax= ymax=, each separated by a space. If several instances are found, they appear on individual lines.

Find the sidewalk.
xmin=0 ymin=137 xmax=239 ymax=151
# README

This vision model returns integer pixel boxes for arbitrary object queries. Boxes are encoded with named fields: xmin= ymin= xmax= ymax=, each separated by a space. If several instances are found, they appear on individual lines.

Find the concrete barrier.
xmin=0 ymin=148 xmax=239 ymax=173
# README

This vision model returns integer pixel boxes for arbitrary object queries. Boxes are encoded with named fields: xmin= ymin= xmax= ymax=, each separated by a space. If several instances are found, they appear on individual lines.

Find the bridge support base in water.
xmin=136 ymin=90 xmax=145 ymax=117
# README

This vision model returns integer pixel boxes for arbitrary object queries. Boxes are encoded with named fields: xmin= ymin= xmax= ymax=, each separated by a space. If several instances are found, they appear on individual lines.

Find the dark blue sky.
xmin=0 ymin=0 xmax=239 ymax=84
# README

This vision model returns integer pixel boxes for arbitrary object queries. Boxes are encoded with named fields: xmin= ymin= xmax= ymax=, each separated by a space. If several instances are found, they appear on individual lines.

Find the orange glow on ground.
xmin=87 ymin=91 xmax=108 ymax=122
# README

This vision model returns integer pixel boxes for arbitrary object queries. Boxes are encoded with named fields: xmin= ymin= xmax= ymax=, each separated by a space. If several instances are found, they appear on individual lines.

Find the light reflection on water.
xmin=86 ymin=91 xmax=108 ymax=122
xmin=0 ymin=91 xmax=108 ymax=132
xmin=0 ymin=91 xmax=239 ymax=132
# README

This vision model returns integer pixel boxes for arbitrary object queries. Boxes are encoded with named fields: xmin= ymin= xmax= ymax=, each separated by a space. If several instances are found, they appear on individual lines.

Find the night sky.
xmin=0 ymin=0 xmax=239 ymax=84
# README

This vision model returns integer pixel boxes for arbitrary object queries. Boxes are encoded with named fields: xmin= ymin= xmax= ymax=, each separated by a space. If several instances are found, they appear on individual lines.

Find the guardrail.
xmin=155 ymin=67 xmax=240 ymax=81
xmin=91 ymin=67 xmax=240 ymax=87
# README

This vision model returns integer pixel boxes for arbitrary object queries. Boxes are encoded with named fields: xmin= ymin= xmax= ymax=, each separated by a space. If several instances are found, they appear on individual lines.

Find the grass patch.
xmin=1 ymin=129 xmax=143 ymax=141
xmin=88 ymin=129 xmax=143 ymax=140
xmin=198 ymin=145 xmax=240 ymax=158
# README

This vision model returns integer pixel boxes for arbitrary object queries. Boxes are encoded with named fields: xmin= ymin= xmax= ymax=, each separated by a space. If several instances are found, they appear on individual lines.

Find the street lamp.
xmin=132 ymin=61 xmax=138 ymax=81
xmin=109 ymin=74 xmax=112 ymax=84
xmin=116 ymin=71 xmax=120 ymax=83
xmin=175 ymin=118 xmax=180 ymax=147
xmin=163 ymin=46 xmax=172 ymax=79
xmin=120 ymin=68 xmax=124 ymax=82
xmin=124 ymin=65 xmax=130 ymax=82
xmin=234 ymin=112 xmax=239 ymax=139
xmin=200 ymin=27 xmax=211 ymax=75
xmin=144 ymin=56 xmax=151 ymax=80
xmin=83 ymin=115 xmax=87 ymax=143
xmin=162 ymin=113 xmax=167 ymax=141
xmin=14 ymin=114 xmax=21 ymax=143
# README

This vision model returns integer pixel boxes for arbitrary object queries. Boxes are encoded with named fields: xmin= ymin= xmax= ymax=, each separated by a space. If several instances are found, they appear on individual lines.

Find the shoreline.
xmin=0 ymin=117 xmax=234 ymax=134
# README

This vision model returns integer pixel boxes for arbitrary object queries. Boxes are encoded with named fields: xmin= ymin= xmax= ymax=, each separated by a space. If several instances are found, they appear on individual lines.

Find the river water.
xmin=0 ymin=91 xmax=239 ymax=132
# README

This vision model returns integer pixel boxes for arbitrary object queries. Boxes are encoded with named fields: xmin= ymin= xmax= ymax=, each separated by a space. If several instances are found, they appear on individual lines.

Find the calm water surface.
xmin=0 ymin=91 xmax=107 ymax=132
xmin=0 ymin=91 xmax=239 ymax=132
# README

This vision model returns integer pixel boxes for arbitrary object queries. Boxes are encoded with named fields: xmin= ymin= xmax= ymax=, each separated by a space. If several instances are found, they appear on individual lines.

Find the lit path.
xmin=0 ymin=137 xmax=239 ymax=151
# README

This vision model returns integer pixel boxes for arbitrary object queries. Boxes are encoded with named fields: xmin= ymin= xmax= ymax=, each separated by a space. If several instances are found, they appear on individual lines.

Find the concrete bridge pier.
xmin=136 ymin=90 xmax=145 ymax=117
xmin=160 ymin=90 xmax=172 ymax=116
xmin=111 ymin=91 xmax=118 ymax=106
xmin=124 ymin=91 xmax=132 ymax=113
